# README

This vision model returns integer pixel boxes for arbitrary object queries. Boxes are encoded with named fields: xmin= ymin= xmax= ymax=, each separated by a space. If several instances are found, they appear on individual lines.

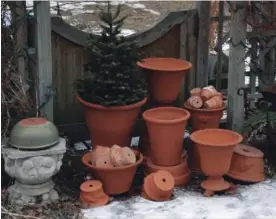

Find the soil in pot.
xmin=77 ymin=95 xmax=147 ymax=148
xmin=190 ymin=129 xmax=242 ymax=194
xmin=227 ymin=144 xmax=265 ymax=183
xmin=184 ymin=102 xmax=225 ymax=173
xmin=82 ymin=150 xmax=143 ymax=195
xmin=80 ymin=180 xmax=109 ymax=207
xmin=137 ymin=58 xmax=192 ymax=105
xmin=142 ymin=170 xmax=174 ymax=201
xmin=143 ymin=107 xmax=190 ymax=166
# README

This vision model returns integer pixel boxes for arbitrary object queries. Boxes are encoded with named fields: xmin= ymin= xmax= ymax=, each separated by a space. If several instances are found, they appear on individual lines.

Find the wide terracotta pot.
xmin=77 ymin=95 xmax=147 ymax=147
xmin=227 ymin=144 xmax=265 ymax=183
xmin=143 ymin=107 xmax=190 ymax=166
xmin=137 ymin=57 xmax=192 ymax=104
xmin=184 ymin=103 xmax=225 ymax=173
xmin=82 ymin=150 xmax=143 ymax=195
xmin=190 ymin=129 xmax=242 ymax=192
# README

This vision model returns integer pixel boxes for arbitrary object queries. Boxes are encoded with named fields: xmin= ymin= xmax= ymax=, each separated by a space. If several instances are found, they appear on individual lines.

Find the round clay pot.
xmin=146 ymin=158 xmax=191 ymax=186
xmin=203 ymin=96 xmax=223 ymax=109
xmin=187 ymin=96 xmax=203 ymax=109
xmin=80 ymin=180 xmax=109 ymax=207
xmin=190 ymin=129 xmax=242 ymax=192
xmin=82 ymin=150 xmax=143 ymax=195
xmin=77 ymin=95 xmax=147 ymax=148
xmin=143 ymin=107 xmax=190 ymax=166
xmin=143 ymin=170 xmax=174 ymax=201
xmin=190 ymin=88 xmax=202 ymax=97
xmin=227 ymin=144 xmax=265 ymax=182
xmin=201 ymin=86 xmax=217 ymax=101
xmin=137 ymin=58 xmax=192 ymax=104
xmin=92 ymin=146 xmax=111 ymax=164
xmin=184 ymin=103 xmax=225 ymax=173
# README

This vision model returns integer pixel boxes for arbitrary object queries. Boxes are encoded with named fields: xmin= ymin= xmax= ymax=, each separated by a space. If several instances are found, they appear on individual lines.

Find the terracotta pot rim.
xmin=76 ymin=95 xmax=148 ymax=111
xmin=184 ymin=102 xmax=226 ymax=112
xmin=82 ymin=150 xmax=143 ymax=171
xmin=142 ymin=107 xmax=190 ymax=124
xmin=137 ymin=57 xmax=192 ymax=72
xmin=190 ymin=128 xmax=243 ymax=147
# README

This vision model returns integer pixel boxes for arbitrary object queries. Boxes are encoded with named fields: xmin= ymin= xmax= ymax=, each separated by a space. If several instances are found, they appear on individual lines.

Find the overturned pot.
xmin=143 ymin=107 xmax=190 ymax=166
xmin=82 ymin=150 xmax=143 ymax=195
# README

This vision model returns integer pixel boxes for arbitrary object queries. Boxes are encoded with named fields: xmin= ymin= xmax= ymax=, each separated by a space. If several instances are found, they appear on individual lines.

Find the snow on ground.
xmin=81 ymin=179 xmax=276 ymax=219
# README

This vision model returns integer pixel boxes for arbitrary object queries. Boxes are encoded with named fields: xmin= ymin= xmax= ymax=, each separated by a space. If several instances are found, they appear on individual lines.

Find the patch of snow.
xmin=143 ymin=9 xmax=160 ymax=16
xmin=81 ymin=179 xmax=276 ymax=219
xmin=130 ymin=3 xmax=146 ymax=9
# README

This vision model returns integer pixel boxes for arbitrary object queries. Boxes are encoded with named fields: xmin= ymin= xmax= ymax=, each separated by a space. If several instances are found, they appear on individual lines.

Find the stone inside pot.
xmin=82 ymin=150 xmax=143 ymax=195
xmin=227 ymin=144 xmax=265 ymax=183
xmin=9 ymin=117 xmax=59 ymax=150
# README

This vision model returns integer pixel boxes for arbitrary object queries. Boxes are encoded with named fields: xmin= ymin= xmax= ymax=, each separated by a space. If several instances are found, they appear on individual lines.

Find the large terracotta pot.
xmin=137 ymin=57 xmax=192 ymax=104
xmin=184 ymin=103 xmax=225 ymax=173
xmin=190 ymin=129 xmax=242 ymax=193
xmin=143 ymin=107 xmax=190 ymax=166
xmin=82 ymin=150 xmax=143 ymax=195
xmin=227 ymin=144 xmax=265 ymax=183
xmin=77 ymin=95 xmax=147 ymax=147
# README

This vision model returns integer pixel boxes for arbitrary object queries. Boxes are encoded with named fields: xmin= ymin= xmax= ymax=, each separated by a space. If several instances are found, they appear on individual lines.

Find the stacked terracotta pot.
xmin=184 ymin=85 xmax=226 ymax=173
xmin=142 ymin=170 xmax=175 ymax=201
xmin=137 ymin=57 xmax=193 ymax=187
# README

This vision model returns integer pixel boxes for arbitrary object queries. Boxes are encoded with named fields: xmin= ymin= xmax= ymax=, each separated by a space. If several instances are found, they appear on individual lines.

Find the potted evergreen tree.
xmin=74 ymin=3 xmax=147 ymax=147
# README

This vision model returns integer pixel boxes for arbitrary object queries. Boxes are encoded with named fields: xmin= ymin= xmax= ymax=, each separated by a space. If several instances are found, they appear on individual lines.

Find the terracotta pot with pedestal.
xmin=184 ymin=103 xmax=225 ymax=173
xmin=190 ymin=129 xmax=242 ymax=196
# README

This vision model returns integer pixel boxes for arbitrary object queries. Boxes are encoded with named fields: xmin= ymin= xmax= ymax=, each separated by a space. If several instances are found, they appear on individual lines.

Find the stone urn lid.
xmin=9 ymin=117 xmax=59 ymax=150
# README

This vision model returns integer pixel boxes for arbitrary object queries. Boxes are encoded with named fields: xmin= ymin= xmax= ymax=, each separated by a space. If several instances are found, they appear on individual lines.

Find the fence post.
xmin=227 ymin=3 xmax=247 ymax=133
xmin=34 ymin=1 xmax=54 ymax=121
xmin=196 ymin=1 xmax=211 ymax=87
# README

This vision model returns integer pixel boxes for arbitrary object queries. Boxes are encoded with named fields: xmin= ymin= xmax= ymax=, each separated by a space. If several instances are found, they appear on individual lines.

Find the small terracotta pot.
xmin=80 ymin=180 xmax=109 ymax=207
xmin=94 ymin=154 xmax=114 ymax=168
xmin=201 ymin=86 xmax=217 ymax=101
xmin=77 ymin=95 xmax=147 ymax=148
xmin=228 ymin=144 xmax=265 ymax=182
xmin=184 ymin=103 xmax=225 ymax=173
xmin=143 ymin=107 xmax=190 ymax=166
xmin=137 ymin=57 xmax=192 ymax=104
xmin=92 ymin=146 xmax=111 ymax=165
xmin=82 ymin=150 xmax=143 ymax=195
xmin=187 ymin=96 xmax=203 ymax=109
xmin=190 ymin=129 xmax=242 ymax=192
xmin=146 ymin=158 xmax=191 ymax=187
xmin=190 ymin=88 xmax=202 ymax=97
xmin=203 ymin=96 xmax=223 ymax=109
xmin=143 ymin=170 xmax=174 ymax=201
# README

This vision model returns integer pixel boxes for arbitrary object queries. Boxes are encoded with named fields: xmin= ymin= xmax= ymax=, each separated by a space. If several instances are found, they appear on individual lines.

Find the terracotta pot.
xmin=146 ymin=158 xmax=191 ymax=186
xmin=138 ymin=123 xmax=151 ymax=158
xmin=201 ymin=86 xmax=217 ymax=101
xmin=190 ymin=88 xmax=202 ymax=96
xmin=143 ymin=107 xmax=190 ymax=166
xmin=82 ymin=150 xmax=143 ymax=195
xmin=92 ymin=146 xmax=111 ymax=165
xmin=187 ymin=96 xmax=203 ymax=109
xmin=203 ymin=96 xmax=223 ymax=109
xmin=77 ymin=95 xmax=147 ymax=147
xmin=94 ymin=153 xmax=114 ymax=168
xmin=190 ymin=129 xmax=242 ymax=192
xmin=80 ymin=180 xmax=109 ymax=207
xmin=110 ymin=145 xmax=136 ymax=167
xmin=137 ymin=57 xmax=192 ymax=104
xmin=227 ymin=144 xmax=265 ymax=182
xmin=143 ymin=170 xmax=174 ymax=201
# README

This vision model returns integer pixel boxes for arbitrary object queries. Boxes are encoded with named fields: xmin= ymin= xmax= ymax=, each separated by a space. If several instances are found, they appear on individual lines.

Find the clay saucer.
xmin=80 ymin=180 xmax=109 ymax=207
xmin=227 ymin=144 xmax=265 ymax=182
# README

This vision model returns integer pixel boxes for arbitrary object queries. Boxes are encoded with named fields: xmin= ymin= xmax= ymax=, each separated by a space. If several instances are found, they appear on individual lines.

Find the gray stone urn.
xmin=2 ymin=138 xmax=66 ymax=205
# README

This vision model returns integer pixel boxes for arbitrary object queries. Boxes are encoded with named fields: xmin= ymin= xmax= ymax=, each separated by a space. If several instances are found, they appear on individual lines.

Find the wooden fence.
xmin=50 ymin=9 xmax=199 ymax=139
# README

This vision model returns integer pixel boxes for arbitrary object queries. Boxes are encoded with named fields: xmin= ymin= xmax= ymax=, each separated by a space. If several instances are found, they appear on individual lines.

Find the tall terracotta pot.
xmin=190 ymin=129 xmax=242 ymax=193
xmin=143 ymin=107 xmax=190 ymax=166
xmin=77 ymin=95 xmax=147 ymax=147
xmin=184 ymin=103 xmax=225 ymax=173
xmin=137 ymin=58 xmax=192 ymax=105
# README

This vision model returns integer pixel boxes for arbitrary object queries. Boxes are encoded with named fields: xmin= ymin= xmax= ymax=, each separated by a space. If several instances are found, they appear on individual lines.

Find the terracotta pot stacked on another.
xmin=80 ymin=180 xmax=109 ymax=207
xmin=142 ymin=107 xmax=192 ymax=187
xmin=184 ymin=86 xmax=226 ymax=173
xmin=142 ymin=170 xmax=175 ymax=201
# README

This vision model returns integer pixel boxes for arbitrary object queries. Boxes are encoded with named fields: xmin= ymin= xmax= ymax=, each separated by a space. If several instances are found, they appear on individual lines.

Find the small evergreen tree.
xmin=74 ymin=2 xmax=147 ymax=107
